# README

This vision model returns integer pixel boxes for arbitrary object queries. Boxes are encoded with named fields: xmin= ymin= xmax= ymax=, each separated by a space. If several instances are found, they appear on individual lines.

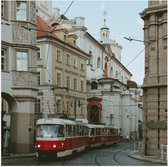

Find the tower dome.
xmin=99 ymin=18 xmax=117 ymax=45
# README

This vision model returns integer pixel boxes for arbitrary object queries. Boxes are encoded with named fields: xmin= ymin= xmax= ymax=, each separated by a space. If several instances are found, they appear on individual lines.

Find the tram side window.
xmin=111 ymin=128 xmax=117 ymax=135
xmin=76 ymin=126 xmax=80 ymax=136
xmin=83 ymin=127 xmax=87 ymax=136
xmin=96 ymin=128 xmax=101 ymax=135
xmin=107 ymin=129 xmax=111 ymax=135
xmin=57 ymin=126 xmax=65 ymax=137
xmin=72 ymin=125 xmax=76 ymax=136
xmin=66 ymin=125 xmax=72 ymax=137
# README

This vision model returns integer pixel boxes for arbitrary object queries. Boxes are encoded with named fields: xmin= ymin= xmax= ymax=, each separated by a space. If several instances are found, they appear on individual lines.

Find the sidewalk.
xmin=2 ymin=152 xmax=36 ymax=159
xmin=128 ymin=150 xmax=167 ymax=165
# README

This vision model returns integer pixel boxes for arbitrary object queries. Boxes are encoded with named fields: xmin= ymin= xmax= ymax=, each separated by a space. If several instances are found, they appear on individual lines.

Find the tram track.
xmin=93 ymin=148 xmax=123 ymax=165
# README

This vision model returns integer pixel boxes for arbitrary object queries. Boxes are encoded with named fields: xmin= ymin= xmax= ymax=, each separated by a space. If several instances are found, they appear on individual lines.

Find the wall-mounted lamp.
xmin=28 ymin=123 xmax=32 ymax=132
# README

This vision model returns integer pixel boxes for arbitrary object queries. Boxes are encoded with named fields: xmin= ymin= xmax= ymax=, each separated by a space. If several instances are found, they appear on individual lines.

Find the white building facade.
xmin=48 ymin=8 xmax=143 ymax=140
xmin=1 ymin=0 xmax=38 ymax=153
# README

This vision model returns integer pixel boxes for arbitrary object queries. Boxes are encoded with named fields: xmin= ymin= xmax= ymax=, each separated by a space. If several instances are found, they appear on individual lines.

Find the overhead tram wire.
xmin=85 ymin=34 xmax=167 ymax=80
xmin=113 ymin=34 xmax=167 ymax=80
xmin=44 ymin=0 xmax=75 ymax=79
xmin=20 ymin=0 xmax=75 ymax=85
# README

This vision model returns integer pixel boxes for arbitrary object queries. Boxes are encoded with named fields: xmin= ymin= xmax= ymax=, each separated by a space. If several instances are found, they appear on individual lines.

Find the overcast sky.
xmin=52 ymin=0 xmax=148 ymax=85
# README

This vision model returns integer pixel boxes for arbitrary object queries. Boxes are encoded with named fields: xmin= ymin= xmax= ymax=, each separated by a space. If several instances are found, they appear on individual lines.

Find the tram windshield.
xmin=36 ymin=124 xmax=65 ymax=138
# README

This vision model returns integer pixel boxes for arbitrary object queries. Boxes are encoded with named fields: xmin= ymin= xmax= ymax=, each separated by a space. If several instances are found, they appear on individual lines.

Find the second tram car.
xmin=88 ymin=124 xmax=120 ymax=148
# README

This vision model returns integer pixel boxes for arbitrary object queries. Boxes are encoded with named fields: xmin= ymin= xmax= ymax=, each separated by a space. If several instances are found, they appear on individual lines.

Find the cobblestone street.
xmin=2 ymin=142 xmax=166 ymax=166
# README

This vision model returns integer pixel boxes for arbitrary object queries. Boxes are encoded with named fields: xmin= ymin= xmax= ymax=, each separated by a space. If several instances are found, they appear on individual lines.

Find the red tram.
xmin=35 ymin=118 xmax=120 ymax=159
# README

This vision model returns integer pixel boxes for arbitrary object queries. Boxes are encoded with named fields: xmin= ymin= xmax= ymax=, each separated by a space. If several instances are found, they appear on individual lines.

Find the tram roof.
xmin=36 ymin=118 xmax=76 ymax=125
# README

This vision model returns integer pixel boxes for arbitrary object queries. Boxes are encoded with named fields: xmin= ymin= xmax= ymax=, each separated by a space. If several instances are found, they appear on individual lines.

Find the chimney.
xmin=53 ymin=7 xmax=60 ymax=20
xmin=74 ymin=17 xmax=85 ymax=27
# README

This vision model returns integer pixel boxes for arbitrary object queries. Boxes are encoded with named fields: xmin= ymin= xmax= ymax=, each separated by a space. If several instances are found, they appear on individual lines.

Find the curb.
xmin=128 ymin=151 xmax=167 ymax=165
xmin=2 ymin=153 xmax=36 ymax=159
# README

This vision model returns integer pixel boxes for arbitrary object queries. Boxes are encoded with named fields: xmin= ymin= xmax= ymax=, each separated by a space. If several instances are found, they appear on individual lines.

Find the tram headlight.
xmin=61 ymin=143 xmax=64 ymax=149
xmin=53 ymin=144 xmax=57 ymax=148
xmin=37 ymin=144 xmax=41 ymax=148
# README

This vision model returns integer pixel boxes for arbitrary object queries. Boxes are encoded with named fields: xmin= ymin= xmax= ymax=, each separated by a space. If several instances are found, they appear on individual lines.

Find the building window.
xmin=1 ymin=1 xmax=4 ymax=18
xmin=16 ymin=1 xmax=27 ymax=21
xmin=16 ymin=51 xmax=28 ymax=71
xmin=116 ymin=70 xmax=118 ymax=78
xmin=57 ymin=99 xmax=62 ymax=113
xmin=64 ymin=35 xmax=67 ymax=42
xmin=73 ymin=57 xmax=78 ymax=68
xmin=165 ymin=109 xmax=167 ymax=121
xmin=80 ymin=62 xmax=84 ymax=70
xmin=66 ymin=101 xmax=71 ymax=114
xmin=66 ymin=53 xmax=71 ymax=65
xmin=37 ymin=47 xmax=41 ymax=59
xmin=91 ymin=81 xmax=98 ymax=90
xmin=110 ymin=67 xmax=113 ymax=77
xmin=80 ymin=102 xmax=84 ymax=115
xmin=1 ymin=1 xmax=8 ymax=19
xmin=97 ymin=57 xmax=101 ymax=68
xmin=37 ymin=72 xmax=41 ymax=85
xmin=81 ymin=80 xmax=84 ymax=92
xmin=1 ymin=48 xmax=8 ymax=71
xmin=56 ymin=73 xmax=61 ymax=87
xmin=56 ymin=49 xmax=62 ymax=62
xmin=66 ymin=76 xmax=70 ymax=89
xmin=74 ymin=78 xmax=77 ymax=90
xmin=35 ymin=99 xmax=41 ymax=113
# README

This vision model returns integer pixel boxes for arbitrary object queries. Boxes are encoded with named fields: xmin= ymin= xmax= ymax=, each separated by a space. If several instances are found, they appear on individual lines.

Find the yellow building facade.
xmin=37 ymin=16 xmax=89 ymax=121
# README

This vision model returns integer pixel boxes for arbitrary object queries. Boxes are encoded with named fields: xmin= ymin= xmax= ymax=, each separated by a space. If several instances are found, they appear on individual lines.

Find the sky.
xmin=52 ymin=0 xmax=148 ymax=85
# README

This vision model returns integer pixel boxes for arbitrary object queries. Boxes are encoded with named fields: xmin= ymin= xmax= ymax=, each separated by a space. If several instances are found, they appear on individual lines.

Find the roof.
xmin=127 ymin=80 xmax=138 ymax=88
xmin=36 ymin=15 xmax=54 ymax=37
xmin=99 ymin=37 xmax=118 ymax=45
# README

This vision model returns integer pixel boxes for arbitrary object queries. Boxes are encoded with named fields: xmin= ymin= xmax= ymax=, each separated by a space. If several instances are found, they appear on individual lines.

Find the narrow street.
xmin=2 ymin=142 xmax=165 ymax=166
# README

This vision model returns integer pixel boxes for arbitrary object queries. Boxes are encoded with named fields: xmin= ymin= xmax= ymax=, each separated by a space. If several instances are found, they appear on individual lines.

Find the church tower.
xmin=98 ymin=18 xmax=122 ymax=61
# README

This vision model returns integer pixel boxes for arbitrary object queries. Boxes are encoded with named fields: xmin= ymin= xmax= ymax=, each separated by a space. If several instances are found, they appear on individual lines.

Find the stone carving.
xmin=13 ymin=23 xmax=29 ymax=43
xmin=12 ymin=71 xmax=37 ymax=87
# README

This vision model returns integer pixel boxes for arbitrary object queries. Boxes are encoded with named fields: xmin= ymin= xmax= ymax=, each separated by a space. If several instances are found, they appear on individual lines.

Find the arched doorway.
xmin=90 ymin=105 xmax=99 ymax=123
xmin=1 ymin=92 xmax=17 ymax=153
xmin=87 ymin=97 xmax=102 ymax=124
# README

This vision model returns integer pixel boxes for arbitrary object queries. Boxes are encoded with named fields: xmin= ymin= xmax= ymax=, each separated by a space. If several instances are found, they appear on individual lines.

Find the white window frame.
xmin=16 ymin=51 xmax=28 ymax=71
xmin=73 ymin=56 xmax=78 ymax=68
xmin=56 ymin=49 xmax=62 ymax=62
xmin=66 ymin=75 xmax=71 ymax=89
xmin=16 ymin=1 xmax=27 ymax=21
xmin=66 ymin=53 xmax=71 ymax=65
xmin=56 ymin=72 xmax=61 ymax=87
xmin=81 ymin=80 xmax=84 ymax=92
xmin=74 ymin=77 xmax=77 ymax=90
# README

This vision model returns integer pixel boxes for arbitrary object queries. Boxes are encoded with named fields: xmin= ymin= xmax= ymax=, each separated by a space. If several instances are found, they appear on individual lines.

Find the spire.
xmin=100 ymin=17 xmax=109 ymax=30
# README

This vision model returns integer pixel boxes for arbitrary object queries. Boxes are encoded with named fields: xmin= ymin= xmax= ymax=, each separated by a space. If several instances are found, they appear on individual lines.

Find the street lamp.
xmin=28 ymin=123 xmax=32 ymax=132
